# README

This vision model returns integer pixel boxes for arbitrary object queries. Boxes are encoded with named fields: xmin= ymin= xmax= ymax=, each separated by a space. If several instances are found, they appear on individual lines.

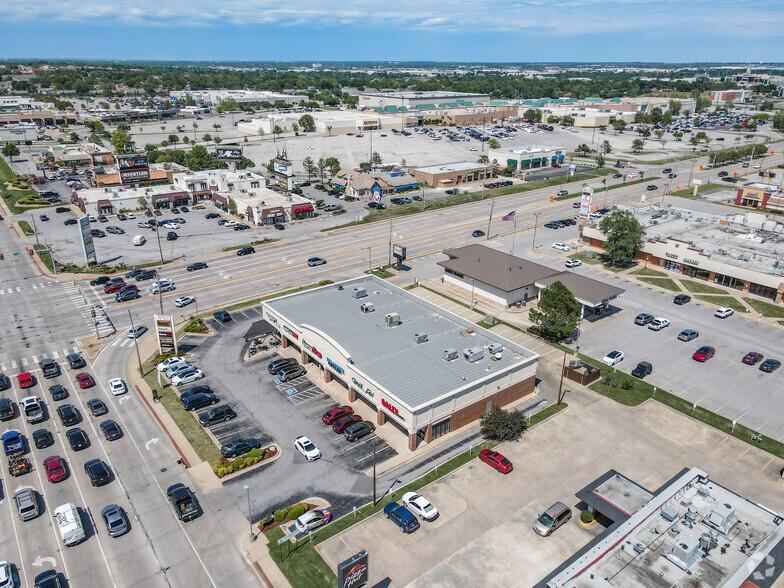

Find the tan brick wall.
xmin=450 ymin=375 xmax=536 ymax=430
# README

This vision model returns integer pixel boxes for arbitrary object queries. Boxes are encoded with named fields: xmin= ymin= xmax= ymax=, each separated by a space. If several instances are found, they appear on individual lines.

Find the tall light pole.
xmin=244 ymin=484 xmax=256 ymax=542
xmin=531 ymin=212 xmax=541 ymax=252
xmin=485 ymin=194 xmax=495 ymax=239
xmin=127 ymin=309 xmax=144 ymax=376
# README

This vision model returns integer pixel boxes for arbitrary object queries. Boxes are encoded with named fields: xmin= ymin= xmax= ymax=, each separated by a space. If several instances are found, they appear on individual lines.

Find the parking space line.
xmin=759 ymin=457 xmax=773 ymax=475
xmin=734 ymin=447 xmax=751 ymax=463
xmin=709 ymin=436 xmax=728 ymax=453
xmin=359 ymin=524 xmax=387 ymax=554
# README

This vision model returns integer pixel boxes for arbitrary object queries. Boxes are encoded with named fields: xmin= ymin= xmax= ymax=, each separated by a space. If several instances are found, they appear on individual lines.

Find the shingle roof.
xmin=534 ymin=272 xmax=625 ymax=306
xmin=438 ymin=244 xmax=557 ymax=291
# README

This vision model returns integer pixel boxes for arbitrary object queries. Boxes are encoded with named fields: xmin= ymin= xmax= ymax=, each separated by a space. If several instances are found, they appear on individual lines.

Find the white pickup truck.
xmin=54 ymin=503 xmax=85 ymax=546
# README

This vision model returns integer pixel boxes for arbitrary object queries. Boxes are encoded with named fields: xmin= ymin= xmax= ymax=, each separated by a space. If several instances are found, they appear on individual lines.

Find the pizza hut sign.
xmin=337 ymin=551 xmax=368 ymax=588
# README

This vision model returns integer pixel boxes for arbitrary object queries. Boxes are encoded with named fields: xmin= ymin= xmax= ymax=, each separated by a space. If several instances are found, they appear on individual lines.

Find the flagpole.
xmin=510 ymin=211 xmax=517 ymax=255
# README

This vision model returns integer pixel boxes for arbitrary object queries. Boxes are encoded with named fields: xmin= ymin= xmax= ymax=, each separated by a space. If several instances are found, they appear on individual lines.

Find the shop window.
xmin=714 ymin=273 xmax=743 ymax=290
xmin=251 ymin=181 xmax=260 ymax=189
xmin=432 ymin=418 xmax=451 ymax=440
xmin=748 ymin=282 xmax=777 ymax=300
xmin=683 ymin=265 xmax=710 ymax=281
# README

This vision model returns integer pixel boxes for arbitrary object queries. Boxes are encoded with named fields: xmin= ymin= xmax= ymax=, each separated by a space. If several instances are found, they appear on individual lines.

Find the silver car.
xmin=533 ymin=502 xmax=571 ymax=537
xmin=15 ymin=488 xmax=39 ymax=521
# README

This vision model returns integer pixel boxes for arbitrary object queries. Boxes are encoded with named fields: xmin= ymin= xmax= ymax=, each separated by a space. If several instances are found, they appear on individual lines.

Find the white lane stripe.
xmin=32 ymin=355 xmax=38 ymax=363
xmin=21 ymin=358 xmax=28 ymax=366
xmin=52 ymin=351 xmax=59 ymax=359
xmin=11 ymin=361 xmax=17 ymax=369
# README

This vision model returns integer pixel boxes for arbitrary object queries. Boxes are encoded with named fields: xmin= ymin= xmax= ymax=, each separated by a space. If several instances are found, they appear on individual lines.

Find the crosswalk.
xmin=61 ymin=282 xmax=115 ymax=336
xmin=109 ymin=337 xmax=139 ymax=348
xmin=0 ymin=345 xmax=82 ymax=373
xmin=0 ymin=281 xmax=51 ymax=295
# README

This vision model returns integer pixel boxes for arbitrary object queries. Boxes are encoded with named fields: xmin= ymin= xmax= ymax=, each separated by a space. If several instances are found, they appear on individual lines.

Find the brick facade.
xmin=450 ymin=375 xmax=536 ymax=431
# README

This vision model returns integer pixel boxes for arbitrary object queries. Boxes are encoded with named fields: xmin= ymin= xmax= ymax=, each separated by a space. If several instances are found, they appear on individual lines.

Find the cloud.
xmin=4 ymin=0 xmax=782 ymax=39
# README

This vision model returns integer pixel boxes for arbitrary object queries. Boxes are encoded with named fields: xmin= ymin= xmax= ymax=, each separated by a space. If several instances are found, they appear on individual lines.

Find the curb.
xmin=134 ymin=383 xmax=192 ymax=469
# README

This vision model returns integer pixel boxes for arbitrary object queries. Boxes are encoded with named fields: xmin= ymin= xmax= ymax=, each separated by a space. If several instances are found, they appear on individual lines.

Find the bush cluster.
xmin=213 ymin=448 xmax=268 ymax=478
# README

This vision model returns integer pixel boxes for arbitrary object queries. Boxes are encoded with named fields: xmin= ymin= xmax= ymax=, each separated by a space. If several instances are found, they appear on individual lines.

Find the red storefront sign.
xmin=381 ymin=398 xmax=399 ymax=416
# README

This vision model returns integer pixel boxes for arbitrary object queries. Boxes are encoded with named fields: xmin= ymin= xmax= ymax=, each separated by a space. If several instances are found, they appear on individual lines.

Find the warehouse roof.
xmin=264 ymin=276 xmax=538 ymax=411
xmin=414 ymin=161 xmax=492 ymax=174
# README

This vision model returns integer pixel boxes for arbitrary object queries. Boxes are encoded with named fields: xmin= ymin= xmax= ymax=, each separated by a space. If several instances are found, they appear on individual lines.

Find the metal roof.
xmin=264 ymin=276 xmax=538 ymax=412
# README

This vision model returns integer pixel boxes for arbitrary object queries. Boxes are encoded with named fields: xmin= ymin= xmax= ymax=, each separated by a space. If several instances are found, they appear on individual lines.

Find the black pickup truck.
xmin=167 ymin=483 xmax=200 ymax=522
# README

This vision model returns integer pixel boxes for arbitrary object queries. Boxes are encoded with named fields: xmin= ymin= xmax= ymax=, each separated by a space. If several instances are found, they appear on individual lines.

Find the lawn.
xmin=637 ymin=277 xmax=682 ymax=292
xmin=680 ymin=279 xmax=728 ymax=294
xmin=670 ymin=183 xmax=727 ymax=199
xmin=141 ymin=357 xmax=221 ymax=463
xmin=264 ymin=527 xmax=336 ymax=588
xmin=629 ymin=267 xmax=667 ymax=277
xmin=693 ymin=295 xmax=746 ymax=313
xmin=17 ymin=220 xmax=34 ymax=236
xmin=743 ymin=297 xmax=784 ymax=319
xmin=568 ymin=251 xmax=601 ymax=265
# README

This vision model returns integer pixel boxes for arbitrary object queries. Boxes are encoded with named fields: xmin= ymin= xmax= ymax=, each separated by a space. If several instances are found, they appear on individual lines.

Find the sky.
xmin=2 ymin=0 xmax=783 ymax=62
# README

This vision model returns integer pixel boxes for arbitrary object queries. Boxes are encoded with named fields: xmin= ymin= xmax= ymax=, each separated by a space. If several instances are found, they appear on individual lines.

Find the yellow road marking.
xmin=709 ymin=437 xmax=728 ymax=453
xmin=734 ymin=447 xmax=751 ymax=463
xmin=758 ymin=457 xmax=773 ymax=475
xmin=360 ymin=524 xmax=386 ymax=553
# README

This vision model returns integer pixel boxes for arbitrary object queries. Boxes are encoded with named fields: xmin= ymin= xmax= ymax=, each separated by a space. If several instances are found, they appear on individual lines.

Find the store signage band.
xmin=684 ymin=258 xmax=699 ymax=266
xmin=282 ymin=325 xmax=298 ymax=339
xmin=381 ymin=398 xmax=400 ymax=416
xmin=351 ymin=377 xmax=373 ymax=397
xmin=327 ymin=358 xmax=344 ymax=375
xmin=665 ymin=253 xmax=678 ymax=260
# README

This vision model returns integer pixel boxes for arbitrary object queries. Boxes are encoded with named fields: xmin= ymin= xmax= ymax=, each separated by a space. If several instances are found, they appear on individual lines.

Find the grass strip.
xmin=18 ymin=220 xmax=34 ymax=236
xmin=680 ymin=279 xmax=728 ymax=294
xmin=742 ymin=297 xmax=784 ymax=318
xmin=568 ymin=251 xmax=601 ymax=265
xmin=693 ymin=295 xmax=746 ymax=313
xmin=264 ymin=527 xmax=337 ymax=588
xmin=629 ymin=267 xmax=667 ymax=277
xmin=637 ymin=277 xmax=682 ymax=292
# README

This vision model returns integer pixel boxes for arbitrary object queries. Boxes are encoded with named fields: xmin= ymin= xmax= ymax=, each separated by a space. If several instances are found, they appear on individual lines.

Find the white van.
xmin=54 ymin=502 xmax=85 ymax=546
xmin=132 ymin=235 xmax=146 ymax=246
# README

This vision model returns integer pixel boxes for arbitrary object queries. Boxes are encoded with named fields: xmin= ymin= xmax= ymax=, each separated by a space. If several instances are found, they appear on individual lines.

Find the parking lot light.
xmin=244 ymin=484 xmax=256 ymax=542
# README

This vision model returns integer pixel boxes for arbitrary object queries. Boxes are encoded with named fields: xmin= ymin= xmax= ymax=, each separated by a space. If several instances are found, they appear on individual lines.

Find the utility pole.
xmin=531 ymin=212 xmax=541 ymax=252
xmin=154 ymin=219 xmax=164 ymax=267
xmin=510 ymin=212 xmax=518 ymax=255
xmin=420 ymin=185 xmax=425 ymax=212
xmin=372 ymin=439 xmax=377 ymax=506
xmin=387 ymin=208 xmax=393 ymax=269
xmin=30 ymin=213 xmax=39 ymax=246
xmin=154 ymin=269 xmax=164 ymax=315
xmin=128 ymin=309 xmax=144 ymax=376
xmin=687 ymin=157 xmax=697 ymax=187
xmin=556 ymin=350 xmax=567 ymax=406
xmin=485 ymin=195 xmax=495 ymax=239
xmin=602 ymin=178 xmax=609 ymax=209
xmin=367 ymin=247 xmax=371 ymax=273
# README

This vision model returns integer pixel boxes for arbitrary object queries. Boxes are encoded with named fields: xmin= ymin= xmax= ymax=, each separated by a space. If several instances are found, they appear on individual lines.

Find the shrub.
xmin=217 ymin=467 xmax=229 ymax=477
xmin=621 ymin=378 xmax=635 ymax=390
xmin=288 ymin=504 xmax=307 ymax=520
xmin=245 ymin=448 xmax=266 ymax=459
xmin=318 ymin=280 xmax=334 ymax=286
xmin=581 ymin=510 xmax=594 ymax=524
xmin=230 ymin=457 xmax=246 ymax=471
xmin=273 ymin=510 xmax=285 ymax=522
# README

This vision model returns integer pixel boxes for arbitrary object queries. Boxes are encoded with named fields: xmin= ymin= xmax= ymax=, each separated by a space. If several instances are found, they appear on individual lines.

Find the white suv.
xmin=150 ymin=280 xmax=175 ymax=294
xmin=552 ymin=242 xmax=570 ymax=252
xmin=715 ymin=307 xmax=734 ymax=319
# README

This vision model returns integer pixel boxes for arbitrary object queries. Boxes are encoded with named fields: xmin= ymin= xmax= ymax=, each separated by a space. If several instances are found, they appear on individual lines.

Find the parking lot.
xmin=173 ymin=310 xmax=397 ymax=521
xmin=316 ymin=381 xmax=784 ymax=587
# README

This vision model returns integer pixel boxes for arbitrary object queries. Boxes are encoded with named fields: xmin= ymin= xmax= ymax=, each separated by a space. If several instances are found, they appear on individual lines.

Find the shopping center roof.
xmin=263 ymin=276 xmax=538 ymax=411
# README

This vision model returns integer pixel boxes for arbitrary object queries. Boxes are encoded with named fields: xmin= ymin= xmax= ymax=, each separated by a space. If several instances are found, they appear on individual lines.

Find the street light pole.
xmin=127 ymin=309 xmax=144 ymax=376
xmin=531 ymin=212 xmax=541 ymax=252
xmin=244 ymin=484 xmax=256 ymax=542
xmin=486 ymin=195 xmax=495 ymax=239
xmin=154 ymin=220 xmax=164 ymax=267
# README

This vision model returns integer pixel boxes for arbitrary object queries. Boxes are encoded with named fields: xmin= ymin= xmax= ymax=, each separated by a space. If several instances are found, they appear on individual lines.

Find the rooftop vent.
xmin=385 ymin=312 xmax=400 ymax=327
xmin=352 ymin=287 xmax=367 ymax=299
xmin=463 ymin=347 xmax=483 ymax=363
xmin=413 ymin=332 xmax=428 ymax=344
xmin=360 ymin=302 xmax=374 ymax=314
xmin=704 ymin=503 xmax=738 ymax=535
xmin=443 ymin=348 xmax=458 ymax=362
xmin=488 ymin=342 xmax=503 ymax=354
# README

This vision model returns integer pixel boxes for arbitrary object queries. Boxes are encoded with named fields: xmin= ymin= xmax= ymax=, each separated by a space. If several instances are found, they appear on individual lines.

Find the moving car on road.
xmin=101 ymin=504 xmax=130 ymax=537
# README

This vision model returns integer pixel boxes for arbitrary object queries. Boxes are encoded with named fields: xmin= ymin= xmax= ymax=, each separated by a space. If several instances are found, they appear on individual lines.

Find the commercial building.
xmin=330 ymin=169 xmax=419 ymax=199
xmin=581 ymin=204 xmax=784 ymax=303
xmin=0 ymin=109 xmax=78 ymax=127
xmin=47 ymin=142 xmax=114 ymax=167
xmin=358 ymin=91 xmax=490 ymax=111
xmin=262 ymin=275 xmax=539 ymax=451
xmin=488 ymin=144 xmax=566 ymax=172
xmin=438 ymin=244 xmax=624 ymax=316
xmin=226 ymin=188 xmax=314 ymax=225
xmin=71 ymin=184 xmax=189 ymax=216
xmin=399 ymin=105 xmax=517 ymax=126
xmin=94 ymin=162 xmax=189 ymax=189
xmin=237 ymin=111 xmax=404 ymax=136
xmin=734 ymin=181 xmax=784 ymax=212
xmin=168 ymin=90 xmax=308 ymax=107
xmin=171 ymin=169 xmax=268 ymax=204
xmin=0 ymin=96 xmax=33 ymax=111
xmin=410 ymin=162 xmax=493 ymax=189
xmin=710 ymin=89 xmax=752 ymax=104
xmin=545 ymin=467 xmax=784 ymax=588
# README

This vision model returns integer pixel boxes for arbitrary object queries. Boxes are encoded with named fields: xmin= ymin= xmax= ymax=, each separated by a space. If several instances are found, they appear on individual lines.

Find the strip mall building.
xmin=262 ymin=276 xmax=539 ymax=450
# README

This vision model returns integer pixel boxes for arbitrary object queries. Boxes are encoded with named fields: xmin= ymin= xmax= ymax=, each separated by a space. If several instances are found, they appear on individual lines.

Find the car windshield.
xmin=109 ymin=517 xmax=124 ymax=529
xmin=303 ymin=441 xmax=316 ymax=451
xmin=538 ymin=512 xmax=555 ymax=527
xmin=49 ymin=462 xmax=63 ymax=474
xmin=500 ymin=458 xmax=511 ymax=466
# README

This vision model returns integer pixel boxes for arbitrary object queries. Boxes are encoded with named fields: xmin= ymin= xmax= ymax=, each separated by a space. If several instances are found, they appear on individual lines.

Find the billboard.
xmin=216 ymin=146 xmax=243 ymax=162
xmin=371 ymin=185 xmax=382 ymax=203
xmin=273 ymin=160 xmax=292 ymax=176
xmin=117 ymin=154 xmax=148 ymax=170
xmin=78 ymin=216 xmax=96 ymax=265
xmin=120 ymin=168 xmax=151 ymax=183
xmin=337 ymin=551 xmax=368 ymax=588
xmin=578 ymin=186 xmax=593 ymax=220
xmin=154 ymin=314 xmax=177 ymax=355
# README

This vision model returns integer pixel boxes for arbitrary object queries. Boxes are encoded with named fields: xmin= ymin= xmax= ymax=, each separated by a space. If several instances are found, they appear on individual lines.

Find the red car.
xmin=76 ymin=373 xmax=95 ymax=388
xmin=742 ymin=352 xmax=763 ymax=365
xmin=332 ymin=414 xmax=362 ymax=433
xmin=43 ymin=455 xmax=67 ymax=483
xmin=692 ymin=346 xmax=716 ymax=362
xmin=104 ymin=282 xmax=126 ymax=293
xmin=479 ymin=449 xmax=513 ymax=474
xmin=17 ymin=372 xmax=34 ymax=388
xmin=322 ymin=405 xmax=354 ymax=425
xmin=29 ymin=178 xmax=46 ymax=184
xmin=118 ymin=284 xmax=139 ymax=294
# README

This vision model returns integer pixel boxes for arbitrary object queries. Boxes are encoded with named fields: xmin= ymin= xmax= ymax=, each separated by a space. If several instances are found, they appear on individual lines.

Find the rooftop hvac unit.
xmin=488 ymin=342 xmax=504 ymax=354
xmin=413 ymin=332 xmax=428 ymax=344
xmin=352 ymin=287 xmax=367 ymax=299
xmin=661 ymin=504 xmax=679 ymax=522
xmin=704 ymin=503 xmax=738 ymax=535
xmin=385 ymin=312 xmax=400 ymax=327
xmin=463 ymin=347 xmax=483 ymax=363
xmin=443 ymin=348 xmax=458 ymax=362
xmin=360 ymin=302 xmax=374 ymax=314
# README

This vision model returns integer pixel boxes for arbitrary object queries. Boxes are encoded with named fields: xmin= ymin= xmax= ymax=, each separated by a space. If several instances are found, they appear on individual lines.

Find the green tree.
xmin=184 ymin=145 xmax=214 ymax=171
xmin=227 ymin=198 xmax=237 ymax=213
xmin=654 ymin=130 xmax=665 ymax=144
xmin=528 ymin=281 xmax=581 ymax=342
xmin=612 ymin=119 xmax=626 ymax=134
xmin=695 ymin=96 xmax=711 ymax=112
xmin=302 ymin=156 xmax=317 ymax=180
xmin=575 ymin=143 xmax=593 ymax=156
xmin=2 ymin=143 xmax=20 ymax=161
xmin=772 ymin=111 xmax=784 ymax=132
xmin=325 ymin=157 xmax=341 ymax=176
xmin=600 ymin=140 xmax=612 ymax=154
xmin=561 ymin=115 xmax=575 ymax=126
xmin=479 ymin=407 xmax=528 ymax=442
xmin=292 ymin=122 xmax=299 ymax=133
xmin=272 ymin=125 xmax=283 ymax=141
xmin=723 ymin=99 xmax=734 ymax=110
xmin=522 ymin=108 xmax=541 ymax=123
xmin=317 ymin=157 xmax=327 ymax=182
xmin=202 ymin=134 xmax=212 ymax=142
xmin=216 ymin=97 xmax=240 ymax=113
xmin=631 ymin=139 xmax=644 ymax=153
xmin=85 ymin=120 xmax=105 ymax=133
xmin=487 ymin=138 xmax=501 ymax=149
xmin=299 ymin=114 xmax=315 ymax=132
xmin=137 ymin=196 xmax=148 ymax=210
xmin=68 ymin=132 xmax=80 ymax=142
xmin=257 ymin=128 xmax=265 ymax=141
xmin=596 ymin=153 xmax=605 ymax=167
xmin=598 ymin=209 xmax=646 ymax=267
xmin=212 ymin=123 xmax=221 ymax=132
xmin=689 ymin=135 xmax=700 ymax=146
xmin=167 ymin=134 xmax=179 ymax=144
xmin=88 ymin=133 xmax=104 ymax=146
xmin=214 ymin=136 xmax=222 ymax=145
xmin=371 ymin=151 xmax=383 ymax=165
xmin=110 ymin=128 xmax=135 ymax=154
xmin=668 ymin=100 xmax=682 ymax=116
xmin=478 ymin=154 xmax=489 ymax=163
xmin=650 ymin=108 xmax=663 ymax=123
xmin=662 ymin=111 xmax=673 ymax=125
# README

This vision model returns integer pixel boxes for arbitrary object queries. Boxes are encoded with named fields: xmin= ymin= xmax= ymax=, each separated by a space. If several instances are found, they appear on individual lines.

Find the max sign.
xmin=381 ymin=398 xmax=399 ymax=416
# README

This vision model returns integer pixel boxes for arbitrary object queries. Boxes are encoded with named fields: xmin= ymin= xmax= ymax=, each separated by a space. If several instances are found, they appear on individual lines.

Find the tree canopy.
xmin=598 ymin=209 xmax=646 ymax=266
xmin=479 ymin=407 xmax=528 ymax=442
xmin=528 ymin=281 xmax=581 ymax=342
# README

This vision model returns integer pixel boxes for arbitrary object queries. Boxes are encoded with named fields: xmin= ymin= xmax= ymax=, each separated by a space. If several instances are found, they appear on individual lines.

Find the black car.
xmin=49 ymin=384 xmax=69 ymax=401
xmin=116 ymin=290 xmax=140 ymax=302
xmin=0 ymin=397 xmax=14 ymax=420
xmin=198 ymin=405 xmax=237 ymax=427
xmin=472 ymin=230 xmax=485 ymax=238
xmin=344 ymin=421 xmax=375 ymax=441
xmin=237 ymin=246 xmax=255 ymax=256
xmin=33 ymin=428 xmax=55 ymax=449
xmin=205 ymin=212 xmax=220 ymax=219
xmin=233 ymin=224 xmax=249 ymax=231
xmin=64 ymin=218 xmax=78 ymax=226
xmin=167 ymin=231 xmax=178 ymax=240
xmin=98 ymin=215 xmax=108 ymax=222
xmin=181 ymin=393 xmax=220 ymax=411
xmin=180 ymin=206 xmax=189 ymax=213
xmin=268 ymin=358 xmax=298 ymax=375
xmin=117 ymin=214 xmax=127 ymax=221
xmin=220 ymin=438 xmax=261 ymax=458
xmin=55 ymin=207 xmax=70 ymax=213
xmin=760 ymin=359 xmax=781 ymax=373
xmin=213 ymin=309 xmax=231 ymax=322
xmin=86 ymin=398 xmax=108 ymax=417
xmin=84 ymin=458 xmax=111 ymax=486
xmin=66 ymin=353 xmax=85 ymax=369
xmin=186 ymin=262 xmax=208 ymax=272
xmin=66 ymin=428 xmax=89 ymax=450
xmin=91 ymin=229 xmax=106 ymax=237
xmin=40 ymin=214 xmax=49 ymax=221
xmin=136 ymin=270 xmax=157 ymax=281
xmin=34 ymin=570 xmax=63 ymax=588
xmin=0 ymin=373 xmax=10 ymax=391
xmin=180 ymin=385 xmax=212 ymax=399
xmin=674 ymin=294 xmax=691 ymax=305
xmin=57 ymin=404 xmax=79 ymax=426
xmin=273 ymin=223 xmax=285 ymax=230
xmin=631 ymin=361 xmax=653 ymax=379
xmin=125 ymin=268 xmax=145 ymax=279
xmin=100 ymin=419 xmax=123 ymax=440
xmin=90 ymin=276 xmax=110 ymax=286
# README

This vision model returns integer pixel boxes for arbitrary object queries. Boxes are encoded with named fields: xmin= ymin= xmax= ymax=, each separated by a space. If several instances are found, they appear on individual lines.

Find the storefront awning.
xmin=261 ymin=206 xmax=285 ymax=219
